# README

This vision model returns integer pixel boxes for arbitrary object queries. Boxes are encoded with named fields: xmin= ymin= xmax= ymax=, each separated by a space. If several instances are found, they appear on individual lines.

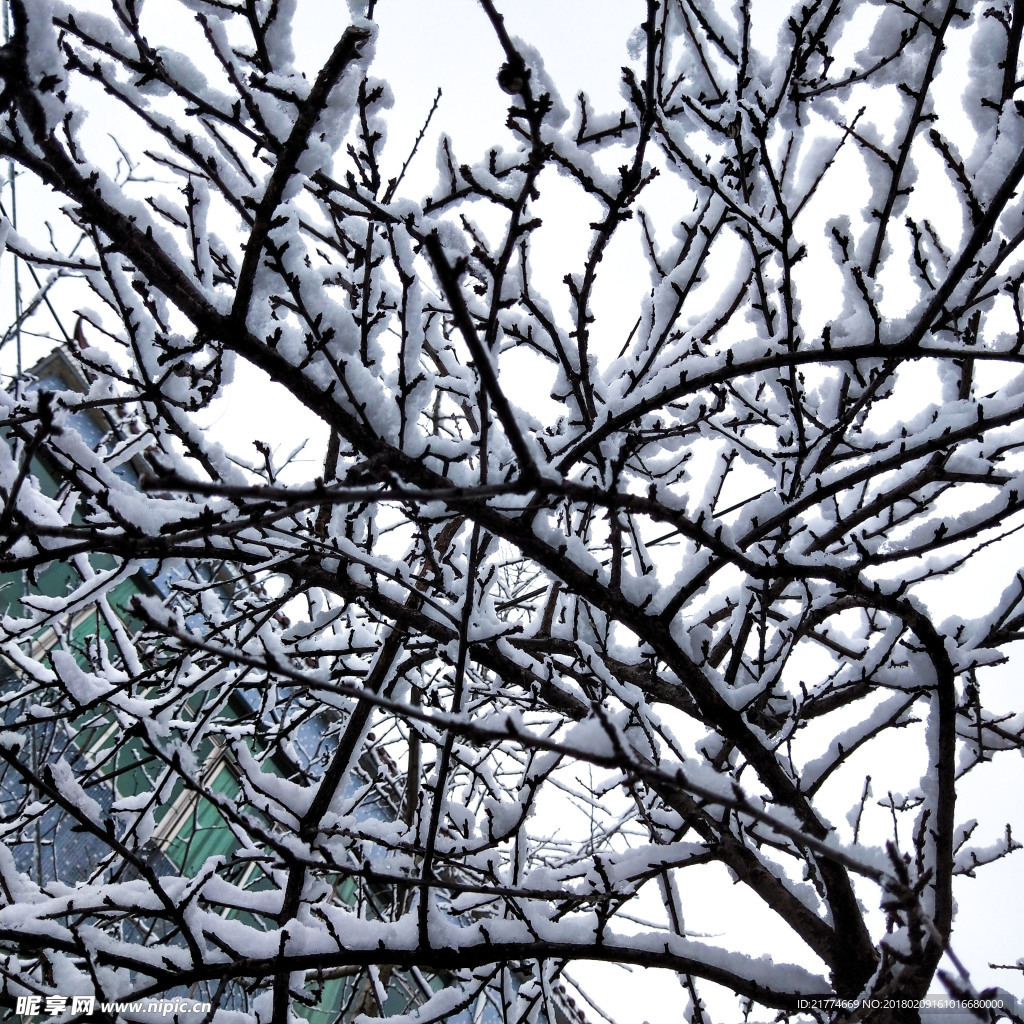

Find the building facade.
xmin=0 ymin=347 xmax=588 ymax=1024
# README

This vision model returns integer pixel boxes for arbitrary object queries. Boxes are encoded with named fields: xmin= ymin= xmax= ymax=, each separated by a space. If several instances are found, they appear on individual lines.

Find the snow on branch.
xmin=0 ymin=1 xmax=1022 ymax=1021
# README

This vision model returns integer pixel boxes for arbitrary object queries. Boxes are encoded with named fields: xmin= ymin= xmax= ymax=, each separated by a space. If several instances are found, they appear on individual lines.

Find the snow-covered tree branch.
xmin=0 ymin=0 xmax=1022 ymax=1021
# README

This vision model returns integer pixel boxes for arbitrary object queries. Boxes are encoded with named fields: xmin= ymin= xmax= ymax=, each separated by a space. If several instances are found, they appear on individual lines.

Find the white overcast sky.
xmin=217 ymin=4 xmax=1024 ymax=1018
xmin=1 ymin=2 xmax=1021 ymax=1021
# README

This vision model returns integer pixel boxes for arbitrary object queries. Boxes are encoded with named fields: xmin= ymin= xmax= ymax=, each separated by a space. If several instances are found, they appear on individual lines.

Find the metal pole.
xmin=2 ymin=1 xmax=23 ymax=388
